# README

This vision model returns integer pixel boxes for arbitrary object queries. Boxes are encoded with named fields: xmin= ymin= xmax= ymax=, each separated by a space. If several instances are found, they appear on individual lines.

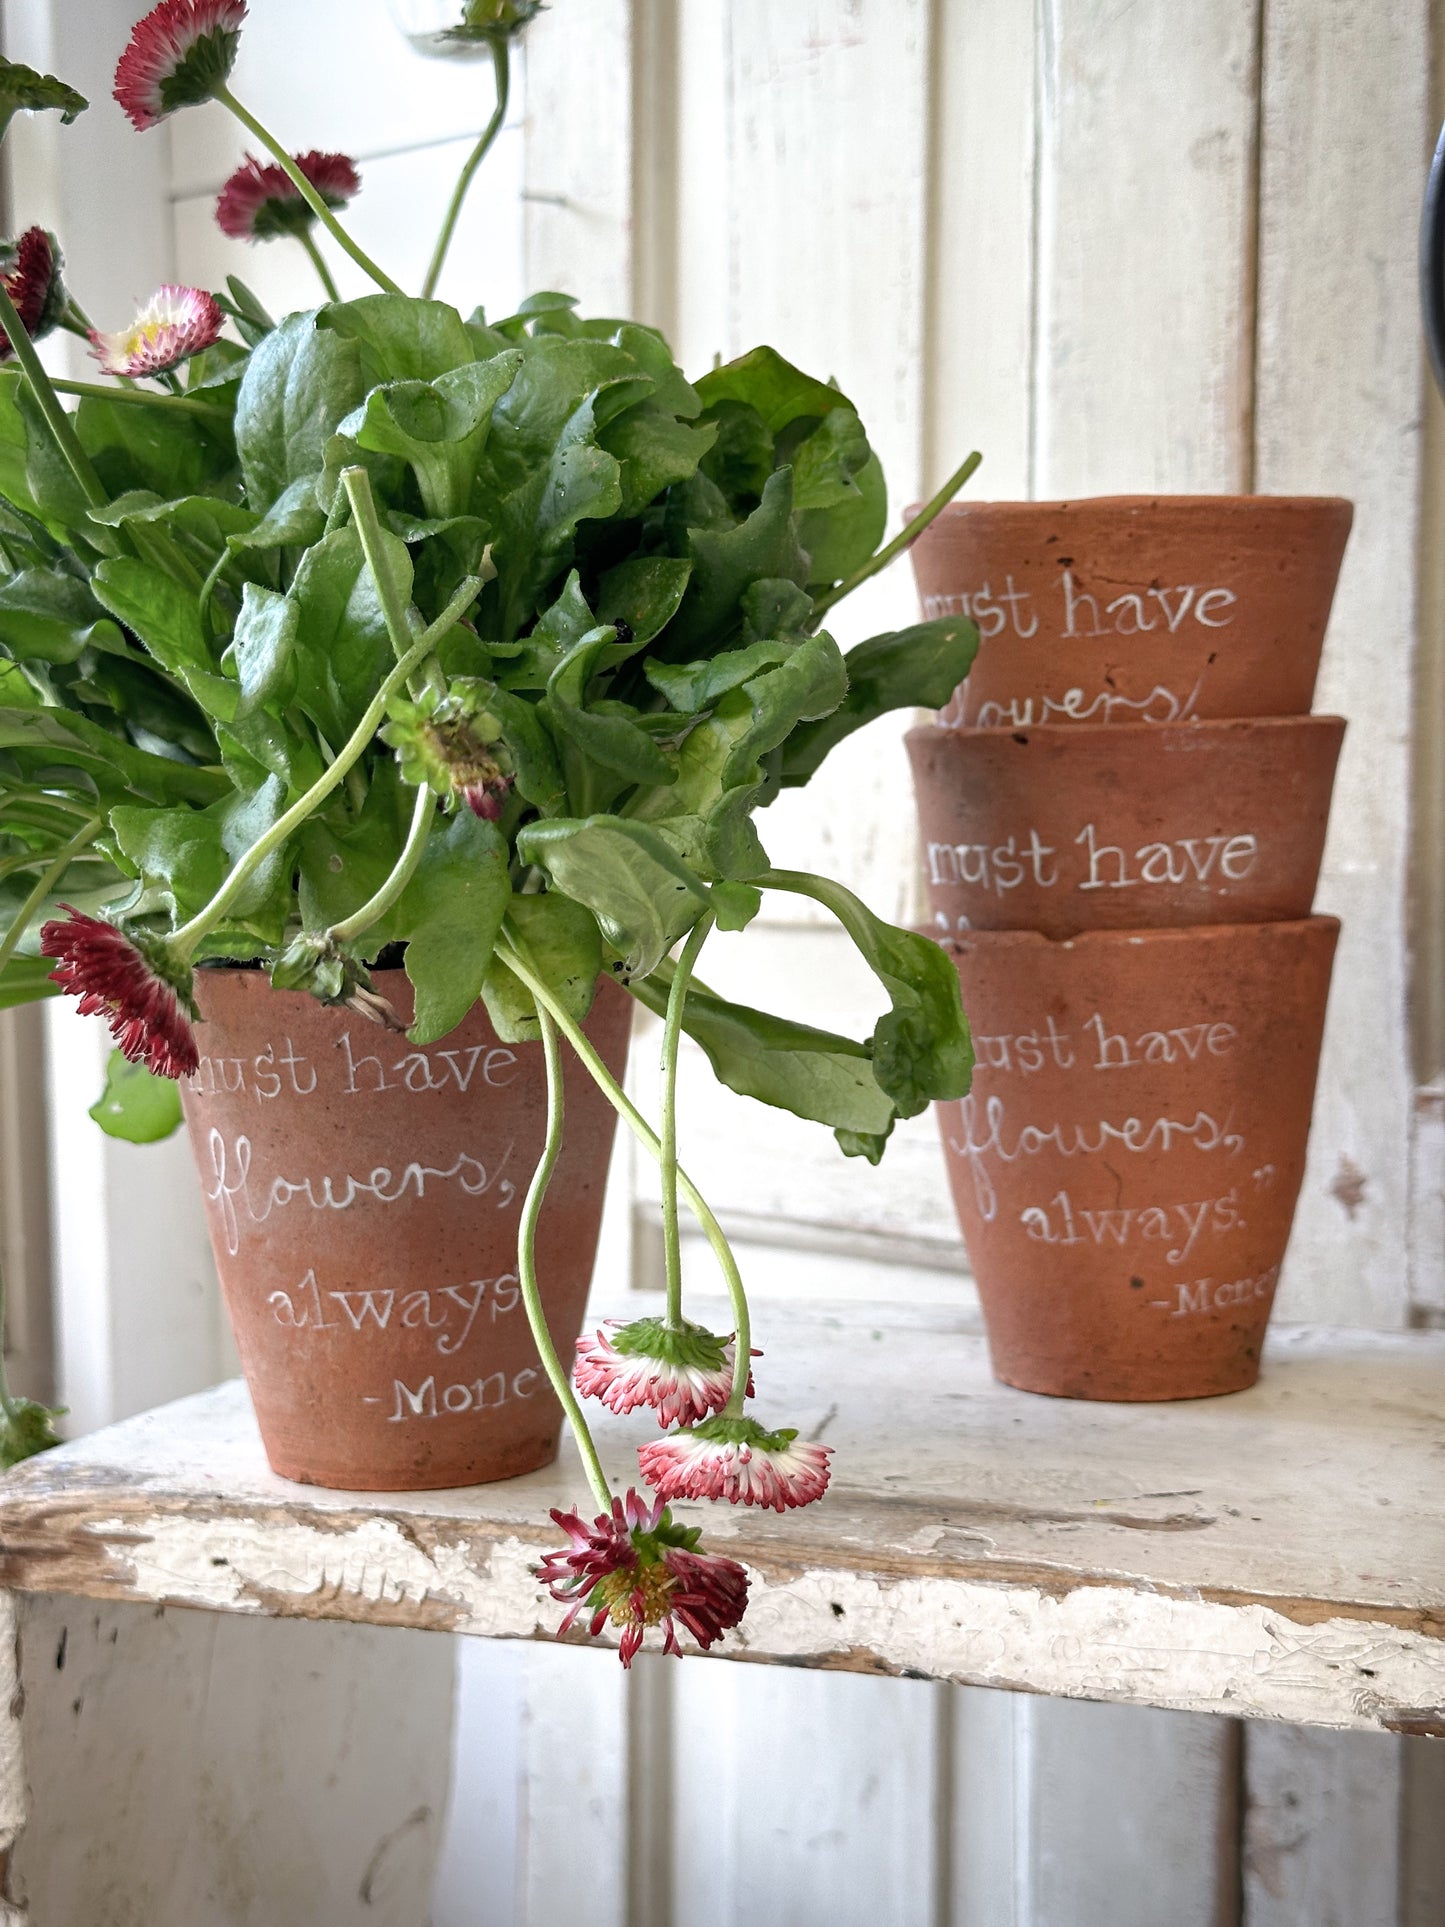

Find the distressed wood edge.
xmin=1 ymin=1499 xmax=1441 ymax=1732
xmin=0 ymin=1594 xmax=28 ymax=1927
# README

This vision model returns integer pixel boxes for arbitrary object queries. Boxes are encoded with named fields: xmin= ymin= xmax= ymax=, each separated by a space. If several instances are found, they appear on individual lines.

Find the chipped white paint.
xmin=0 ymin=1594 xmax=26 ymax=1927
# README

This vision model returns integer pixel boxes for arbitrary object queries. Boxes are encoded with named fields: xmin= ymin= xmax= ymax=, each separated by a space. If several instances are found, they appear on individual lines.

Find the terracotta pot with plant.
xmin=0 ymin=1 xmax=984 ymax=1658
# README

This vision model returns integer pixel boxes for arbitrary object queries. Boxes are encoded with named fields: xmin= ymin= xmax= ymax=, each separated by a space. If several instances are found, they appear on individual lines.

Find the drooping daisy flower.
xmin=88 ymin=285 xmax=224 ymax=379
xmin=638 ymin=1414 xmax=832 ymax=1513
xmin=574 ymin=1316 xmax=754 ymax=1429
xmin=382 ymin=686 xmax=516 ymax=823
xmin=215 ymin=150 xmax=360 ymax=241
xmin=113 ymin=0 xmax=246 ymax=131
xmin=40 ymin=907 xmax=199 ymax=1079
xmin=537 ymin=1487 xmax=749 ymax=1666
xmin=0 ymin=228 xmax=66 ymax=360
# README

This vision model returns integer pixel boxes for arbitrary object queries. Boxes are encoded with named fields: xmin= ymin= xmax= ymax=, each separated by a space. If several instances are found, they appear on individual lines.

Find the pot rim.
xmin=933 ymin=914 xmax=1341 ymax=957
xmin=904 ymin=492 xmax=1354 ymax=521
xmin=905 ymin=713 xmax=1348 ymax=749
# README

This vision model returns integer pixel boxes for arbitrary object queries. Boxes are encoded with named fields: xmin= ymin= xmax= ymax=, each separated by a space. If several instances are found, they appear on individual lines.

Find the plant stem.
xmin=298 ymin=227 xmax=341 ymax=303
xmin=518 ymin=1005 xmax=613 ymax=1514
xmin=169 ymin=574 xmax=480 ymax=954
xmin=0 ymin=817 xmax=102 ymax=980
xmin=809 ymin=448 xmax=983 ymax=624
xmin=495 ymin=931 xmax=751 ymax=1389
xmin=213 ymin=86 xmax=403 ymax=295
xmin=327 ymin=784 xmax=435 ymax=943
xmin=421 ymin=39 xmax=510 ymax=301
xmin=49 ymin=377 xmax=230 ymax=423
xmin=0 ymin=282 xmax=106 ymax=509
xmin=660 ymin=912 xmax=713 ymax=1328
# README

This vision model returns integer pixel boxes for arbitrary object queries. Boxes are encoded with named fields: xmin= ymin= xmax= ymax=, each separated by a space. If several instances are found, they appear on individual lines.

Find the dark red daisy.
xmin=0 ymin=228 xmax=64 ymax=359
xmin=215 ymin=150 xmax=361 ymax=242
xmin=114 ymin=0 xmax=246 ymax=131
xmin=538 ymin=1488 xmax=749 ymax=1666
xmin=40 ymin=907 xmax=199 ymax=1079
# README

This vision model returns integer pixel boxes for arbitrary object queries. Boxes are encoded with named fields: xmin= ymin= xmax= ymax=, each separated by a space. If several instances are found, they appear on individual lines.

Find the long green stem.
xmin=495 ymin=930 xmax=751 ymax=1392
xmin=342 ymin=467 xmax=412 ymax=661
xmin=519 ymin=1006 xmax=613 ymax=1513
xmin=214 ymin=86 xmax=402 ymax=295
xmin=809 ymin=448 xmax=983 ymax=624
xmin=328 ymin=784 xmax=435 ymax=943
xmin=297 ymin=227 xmax=341 ymax=303
xmin=659 ymin=913 xmax=713 ymax=1328
xmin=0 ymin=817 xmax=102 ymax=980
xmin=49 ymin=377 xmax=230 ymax=423
xmin=421 ymin=39 xmax=510 ymax=300
xmin=169 ymin=574 xmax=480 ymax=954
xmin=0 ymin=283 xmax=106 ymax=509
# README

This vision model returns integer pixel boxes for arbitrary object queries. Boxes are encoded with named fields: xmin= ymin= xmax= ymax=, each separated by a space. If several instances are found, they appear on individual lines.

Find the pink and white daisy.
xmin=114 ymin=0 xmax=246 ymax=131
xmin=215 ymin=150 xmax=360 ymax=242
xmin=0 ymin=227 xmax=64 ymax=359
xmin=574 ymin=1315 xmax=754 ymax=1429
xmin=638 ymin=1415 xmax=832 ymax=1513
xmin=537 ymin=1487 xmax=749 ymax=1666
xmin=88 ymin=285 xmax=223 ymax=379
xmin=40 ymin=907 xmax=199 ymax=1079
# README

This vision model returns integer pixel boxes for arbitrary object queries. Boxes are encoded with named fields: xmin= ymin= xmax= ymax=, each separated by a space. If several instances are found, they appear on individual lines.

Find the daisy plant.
xmin=0 ymin=1 xmax=981 ymax=1662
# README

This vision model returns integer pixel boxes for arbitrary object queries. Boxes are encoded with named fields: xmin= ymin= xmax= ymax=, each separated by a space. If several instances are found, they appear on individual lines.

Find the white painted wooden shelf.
xmin=2 ymin=1299 xmax=1442 ymax=1736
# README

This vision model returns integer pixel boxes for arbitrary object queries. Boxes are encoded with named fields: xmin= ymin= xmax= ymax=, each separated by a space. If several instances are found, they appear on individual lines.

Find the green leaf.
xmin=643 ymin=637 xmax=793 ymax=713
xmin=235 ymin=311 xmax=367 ymax=511
xmin=0 ymin=1395 xmax=64 ymax=1468
xmin=482 ymin=891 xmax=602 ymax=1040
xmin=780 ymin=613 xmax=980 ymax=785
xmin=0 ymin=705 xmax=224 ymax=806
xmin=763 ymin=870 xmax=973 ymax=1116
xmin=545 ymin=625 xmax=675 ymax=788
xmin=741 ymin=576 xmax=814 ymax=643
xmin=321 ymin=293 xmax=478 ymax=384
xmin=344 ymin=351 xmax=522 ymax=519
xmin=517 ymin=816 xmax=710 ymax=977
xmin=663 ymin=468 xmax=808 ymax=660
xmin=796 ymin=447 xmax=886 ymax=586
xmin=467 ymin=682 xmax=565 ymax=814
xmin=491 ymin=393 xmax=623 ymax=637
xmin=226 ymin=475 xmax=327 ymax=556
xmin=0 ymin=58 xmax=86 ymax=125
xmin=89 ymin=1049 xmax=184 ymax=1143
xmin=698 ymin=399 xmax=774 ymax=502
xmin=228 ymin=583 xmax=298 ymax=717
xmin=285 ymin=524 xmax=408 ymax=744
xmin=0 ymin=569 xmax=126 ymax=664
xmin=696 ymin=346 xmax=847 ymax=434
xmin=111 ymin=777 xmax=289 ymax=936
xmin=397 ymin=808 xmax=511 ymax=1044
xmin=91 ymin=556 xmax=237 ymax=719
xmin=595 ymin=555 xmax=692 ymax=647
xmin=790 ymin=405 xmax=872 ymax=510
xmin=627 ymin=969 xmax=895 ymax=1135
xmin=0 ymin=954 xmax=61 ymax=1010
xmin=711 ymin=880 xmax=761 ymax=931
xmin=76 ymin=394 xmax=231 ymax=503
xmin=599 ymin=402 xmax=716 ymax=516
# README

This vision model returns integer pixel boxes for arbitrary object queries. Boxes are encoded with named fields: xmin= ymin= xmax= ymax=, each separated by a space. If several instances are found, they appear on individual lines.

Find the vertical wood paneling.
xmin=667 ymin=1665 xmax=946 ymax=1927
xmin=1033 ymin=0 xmax=1260 ymax=495
xmin=1255 ymin=0 xmax=1429 ymax=1328
xmin=515 ymin=1646 xmax=631 ymax=1927
xmin=14 ymin=1596 xmax=456 ymax=1927
xmin=1243 ymin=1726 xmax=1401 ymax=1927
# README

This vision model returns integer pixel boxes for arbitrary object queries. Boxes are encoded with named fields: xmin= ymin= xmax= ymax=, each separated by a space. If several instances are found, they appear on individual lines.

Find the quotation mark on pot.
xmin=1251 ymin=1165 xmax=1277 ymax=1191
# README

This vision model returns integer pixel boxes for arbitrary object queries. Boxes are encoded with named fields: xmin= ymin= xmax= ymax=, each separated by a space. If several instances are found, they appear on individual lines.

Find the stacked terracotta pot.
xmin=907 ymin=497 xmax=1352 ymax=1400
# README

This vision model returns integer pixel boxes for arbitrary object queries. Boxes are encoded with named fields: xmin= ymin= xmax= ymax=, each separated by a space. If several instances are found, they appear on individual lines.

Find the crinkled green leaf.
xmin=545 ymin=624 xmax=675 ymax=789
xmin=595 ymin=555 xmax=692 ymax=649
xmin=344 ymin=351 xmax=521 ymax=519
xmin=0 ymin=569 xmax=126 ymax=664
xmin=662 ymin=468 xmax=808 ymax=660
xmin=796 ymin=447 xmax=886 ymax=587
xmin=517 ymin=815 xmax=710 ymax=978
xmin=321 ymin=293 xmax=478 ymax=384
xmin=780 ymin=613 xmax=980 ymax=785
xmin=696 ymin=347 xmax=845 ymax=434
xmin=0 ymin=58 xmax=86 ymax=126
xmin=235 ymin=310 xmax=366 ymax=511
xmin=228 ymin=583 xmax=298 ymax=717
xmin=285 ymin=524 xmax=409 ymax=744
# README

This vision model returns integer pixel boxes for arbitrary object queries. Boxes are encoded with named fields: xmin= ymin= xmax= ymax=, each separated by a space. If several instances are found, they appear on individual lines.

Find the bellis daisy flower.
xmin=215 ymin=150 xmax=361 ymax=241
xmin=538 ymin=1488 xmax=749 ymax=1666
xmin=0 ymin=228 xmax=66 ymax=360
xmin=88 ymin=285 xmax=224 ymax=379
xmin=40 ymin=908 xmax=199 ymax=1079
xmin=114 ymin=0 xmax=246 ymax=131
xmin=382 ymin=686 xmax=517 ymax=823
xmin=574 ymin=1316 xmax=754 ymax=1429
xmin=638 ymin=1414 xmax=833 ymax=1513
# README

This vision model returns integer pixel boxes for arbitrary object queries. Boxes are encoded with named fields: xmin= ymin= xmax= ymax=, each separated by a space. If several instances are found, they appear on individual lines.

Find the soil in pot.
xmin=180 ymin=968 xmax=632 ymax=1490
xmin=907 ymin=495 xmax=1352 ymax=728
xmin=908 ymin=715 xmax=1345 ymax=939
xmin=934 ymin=918 xmax=1339 ymax=1401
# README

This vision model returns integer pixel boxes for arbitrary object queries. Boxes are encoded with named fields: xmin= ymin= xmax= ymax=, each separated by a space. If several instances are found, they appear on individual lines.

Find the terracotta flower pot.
xmin=934 ymin=919 xmax=1339 ymax=1401
xmin=180 ymin=968 xmax=632 ymax=1490
xmin=908 ymin=715 xmax=1345 ymax=939
xmin=907 ymin=495 xmax=1352 ymax=728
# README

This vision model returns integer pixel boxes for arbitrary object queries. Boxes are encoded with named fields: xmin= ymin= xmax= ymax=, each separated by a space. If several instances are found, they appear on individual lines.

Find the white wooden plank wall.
xmin=2 ymin=0 xmax=1440 ymax=1921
